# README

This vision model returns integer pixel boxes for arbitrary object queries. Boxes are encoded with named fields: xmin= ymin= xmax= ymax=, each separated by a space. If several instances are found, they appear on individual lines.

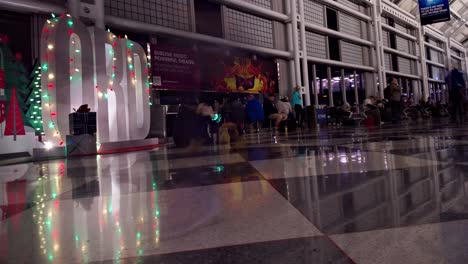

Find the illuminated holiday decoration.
xmin=4 ymin=86 xmax=26 ymax=140
xmin=25 ymin=61 xmax=45 ymax=135
xmin=40 ymin=14 xmax=151 ymax=147
xmin=0 ymin=36 xmax=30 ymax=138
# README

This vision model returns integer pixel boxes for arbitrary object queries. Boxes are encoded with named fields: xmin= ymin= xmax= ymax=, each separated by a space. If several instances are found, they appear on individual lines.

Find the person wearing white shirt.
xmin=277 ymin=97 xmax=293 ymax=116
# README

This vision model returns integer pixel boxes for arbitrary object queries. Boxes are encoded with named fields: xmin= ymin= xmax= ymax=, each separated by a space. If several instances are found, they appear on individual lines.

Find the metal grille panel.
xmin=384 ymin=53 xmax=392 ymax=70
xmin=341 ymin=41 xmax=363 ymax=65
xmin=382 ymin=31 xmax=389 ymax=47
xmin=337 ymin=0 xmax=360 ymax=11
xmin=429 ymin=49 xmax=442 ymax=64
xmin=395 ymin=23 xmax=408 ymax=34
xmin=104 ymin=0 xmax=190 ymax=31
xmin=303 ymin=0 xmax=325 ymax=26
xmin=398 ymin=57 xmax=411 ymax=74
xmin=431 ymin=66 xmax=444 ymax=80
xmin=452 ymin=58 xmax=462 ymax=69
xmin=242 ymin=0 xmax=271 ymax=9
xmin=224 ymin=8 xmax=274 ymax=48
xmin=396 ymin=36 xmax=410 ymax=54
xmin=305 ymin=31 xmax=327 ymax=59
xmin=339 ymin=13 xmax=361 ymax=38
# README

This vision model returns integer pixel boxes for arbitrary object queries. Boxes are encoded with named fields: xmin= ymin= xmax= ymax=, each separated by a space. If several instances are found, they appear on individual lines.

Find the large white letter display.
xmin=40 ymin=15 xmax=151 ymax=147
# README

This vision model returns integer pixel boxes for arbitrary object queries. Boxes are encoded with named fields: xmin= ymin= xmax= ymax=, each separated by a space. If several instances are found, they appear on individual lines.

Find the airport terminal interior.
xmin=2 ymin=0 xmax=468 ymax=263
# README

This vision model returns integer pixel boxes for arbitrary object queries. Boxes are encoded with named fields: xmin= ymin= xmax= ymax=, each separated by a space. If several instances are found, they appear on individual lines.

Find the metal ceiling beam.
xmin=407 ymin=0 xmax=468 ymax=38
xmin=449 ymin=6 xmax=468 ymax=38
xmin=0 ymin=0 xmax=64 ymax=14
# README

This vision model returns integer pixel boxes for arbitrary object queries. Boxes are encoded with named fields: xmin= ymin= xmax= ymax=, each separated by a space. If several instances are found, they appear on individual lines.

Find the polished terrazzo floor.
xmin=2 ymin=120 xmax=468 ymax=263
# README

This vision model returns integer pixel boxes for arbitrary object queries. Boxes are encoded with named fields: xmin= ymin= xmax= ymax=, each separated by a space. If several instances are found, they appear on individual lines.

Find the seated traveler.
xmin=245 ymin=94 xmax=264 ymax=130
xmin=264 ymin=94 xmax=287 ymax=129
xmin=363 ymin=96 xmax=383 ymax=125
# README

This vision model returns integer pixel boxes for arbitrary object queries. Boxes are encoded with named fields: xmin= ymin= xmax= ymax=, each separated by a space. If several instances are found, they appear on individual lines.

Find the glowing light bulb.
xmin=48 ymin=73 xmax=54 ymax=80
xmin=44 ymin=142 xmax=53 ymax=150
xmin=48 ymin=44 xmax=54 ymax=50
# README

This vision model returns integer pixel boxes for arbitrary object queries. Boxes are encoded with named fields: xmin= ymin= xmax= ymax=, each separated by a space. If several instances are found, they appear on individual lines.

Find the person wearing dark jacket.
xmin=264 ymin=94 xmax=287 ymax=129
xmin=224 ymin=96 xmax=245 ymax=134
xmin=446 ymin=68 xmax=466 ymax=123
xmin=388 ymin=77 xmax=402 ymax=122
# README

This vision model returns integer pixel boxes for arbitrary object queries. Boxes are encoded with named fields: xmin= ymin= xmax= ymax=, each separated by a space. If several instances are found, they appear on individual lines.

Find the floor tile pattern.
xmin=2 ymin=120 xmax=468 ymax=263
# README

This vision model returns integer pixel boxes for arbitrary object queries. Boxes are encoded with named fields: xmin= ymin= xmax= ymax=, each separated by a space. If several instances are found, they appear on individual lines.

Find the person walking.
xmin=388 ymin=77 xmax=402 ymax=122
xmin=292 ymin=86 xmax=304 ymax=127
xmin=446 ymin=68 xmax=466 ymax=123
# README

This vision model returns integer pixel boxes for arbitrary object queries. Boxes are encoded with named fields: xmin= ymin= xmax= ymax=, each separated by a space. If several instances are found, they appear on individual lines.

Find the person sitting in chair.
xmin=264 ymin=94 xmax=287 ymax=129
xmin=245 ymin=94 xmax=264 ymax=131
xmin=363 ymin=96 xmax=383 ymax=125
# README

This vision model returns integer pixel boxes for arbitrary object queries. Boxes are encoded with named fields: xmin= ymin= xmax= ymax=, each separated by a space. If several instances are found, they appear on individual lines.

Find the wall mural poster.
xmin=150 ymin=44 xmax=278 ymax=94
xmin=150 ymin=45 xmax=201 ymax=91
xmin=418 ymin=0 xmax=451 ymax=25
xmin=206 ymin=56 xmax=278 ymax=94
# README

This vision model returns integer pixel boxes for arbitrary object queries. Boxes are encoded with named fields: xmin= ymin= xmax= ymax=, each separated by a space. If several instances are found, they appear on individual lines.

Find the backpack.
xmin=384 ymin=86 xmax=391 ymax=100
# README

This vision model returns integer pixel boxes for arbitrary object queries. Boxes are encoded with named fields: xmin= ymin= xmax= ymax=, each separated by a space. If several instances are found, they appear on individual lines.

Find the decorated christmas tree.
xmin=25 ymin=60 xmax=44 ymax=135
xmin=4 ymin=86 xmax=26 ymax=140
xmin=0 ymin=34 xmax=30 ymax=138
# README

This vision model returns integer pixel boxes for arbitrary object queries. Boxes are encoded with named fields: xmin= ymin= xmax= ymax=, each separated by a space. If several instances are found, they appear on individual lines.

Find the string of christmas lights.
xmin=42 ymin=13 xmax=72 ymax=146
xmin=41 ymin=14 xmax=151 ymax=148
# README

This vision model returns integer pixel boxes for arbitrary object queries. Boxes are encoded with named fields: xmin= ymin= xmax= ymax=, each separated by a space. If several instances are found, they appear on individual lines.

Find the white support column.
xmin=285 ymin=0 xmax=297 ymax=88
xmin=414 ymin=79 xmax=421 ymax=102
xmin=298 ymin=0 xmax=311 ymax=106
xmin=188 ymin=0 xmax=196 ymax=33
xmin=95 ymin=0 xmax=105 ymax=29
xmin=372 ymin=0 xmax=385 ymax=98
xmin=418 ymin=27 xmax=429 ymax=100
xmin=327 ymin=66 xmax=333 ymax=106
xmin=341 ymin=68 xmax=347 ymax=103
xmin=464 ymin=49 xmax=468 ymax=73
xmin=445 ymin=39 xmax=452 ymax=70
xmin=290 ymin=0 xmax=302 ymax=89
xmin=312 ymin=64 xmax=319 ymax=105
xmin=68 ymin=0 xmax=81 ymax=18
xmin=353 ymin=70 xmax=359 ymax=104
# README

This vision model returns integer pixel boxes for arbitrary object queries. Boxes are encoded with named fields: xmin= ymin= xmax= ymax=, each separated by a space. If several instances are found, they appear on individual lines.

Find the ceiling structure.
xmin=392 ymin=0 xmax=468 ymax=46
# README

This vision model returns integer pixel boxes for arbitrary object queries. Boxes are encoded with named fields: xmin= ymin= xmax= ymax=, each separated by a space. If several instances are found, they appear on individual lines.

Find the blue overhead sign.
xmin=418 ymin=0 xmax=451 ymax=25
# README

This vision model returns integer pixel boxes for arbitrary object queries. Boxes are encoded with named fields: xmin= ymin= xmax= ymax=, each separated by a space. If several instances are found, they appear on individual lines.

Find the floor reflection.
xmin=2 ymin=120 xmax=468 ymax=263
xmin=269 ymin=164 xmax=467 ymax=235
